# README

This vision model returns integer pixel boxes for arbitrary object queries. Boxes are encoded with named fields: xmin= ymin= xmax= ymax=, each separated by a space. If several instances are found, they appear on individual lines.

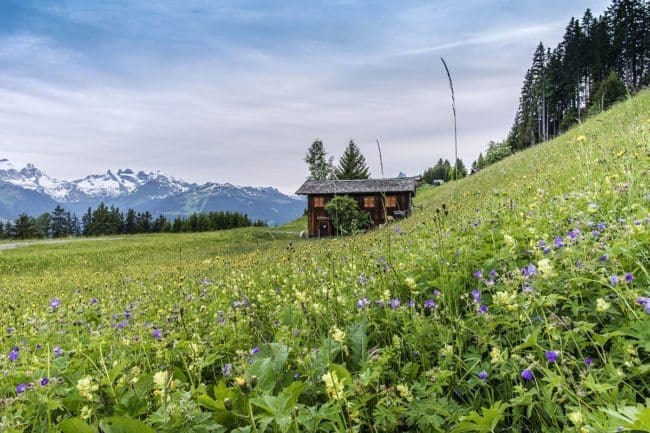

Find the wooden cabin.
xmin=295 ymin=178 xmax=416 ymax=237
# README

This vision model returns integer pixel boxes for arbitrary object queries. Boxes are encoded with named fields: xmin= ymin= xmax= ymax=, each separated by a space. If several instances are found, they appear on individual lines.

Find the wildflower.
xmin=50 ymin=298 xmax=61 ymax=309
xmin=433 ymin=289 xmax=441 ymax=297
xmin=473 ymin=270 xmax=483 ymax=279
xmin=489 ymin=269 xmax=498 ymax=279
xmin=477 ymin=370 xmax=488 ymax=381
xmin=8 ymin=347 xmax=19 ymax=362
xmin=76 ymin=376 xmax=99 ymax=401
xmin=54 ymin=346 xmax=63 ymax=357
xmin=568 ymin=229 xmax=579 ymax=239
xmin=90 ymin=298 xmax=99 ymax=304
xmin=584 ymin=357 xmax=593 ymax=367
xmin=250 ymin=346 xmax=260 ymax=355
xmin=478 ymin=304 xmax=488 ymax=314
xmin=424 ymin=299 xmax=436 ymax=309
xmin=359 ymin=274 xmax=367 ymax=285
xmin=545 ymin=350 xmax=559 ymax=363
xmin=7 ymin=326 xmax=15 ymax=334
xmin=396 ymin=383 xmax=413 ymax=402
xmin=554 ymin=237 xmax=564 ymax=248
xmin=405 ymin=277 xmax=417 ymax=290
xmin=356 ymin=298 xmax=369 ymax=309
xmin=16 ymin=383 xmax=28 ymax=394
xmin=394 ymin=225 xmax=401 ymax=234
xmin=407 ymin=299 xmax=416 ymax=307
xmin=330 ymin=326 xmax=346 ymax=344
xmin=222 ymin=363 xmax=232 ymax=377
xmin=152 ymin=328 xmax=162 ymax=339
xmin=609 ymin=275 xmax=619 ymax=285
xmin=322 ymin=371 xmax=344 ymax=400
xmin=40 ymin=377 xmax=49 ymax=386
xmin=521 ymin=263 xmax=536 ymax=278
xmin=489 ymin=347 xmax=504 ymax=364
xmin=624 ymin=272 xmax=634 ymax=282
xmin=568 ymin=411 xmax=585 ymax=426
xmin=521 ymin=369 xmax=534 ymax=381
xmin=471 ymin=289 xmax=481 ymax=303
xmin=597 ymin=222 xmax=606 ymax=230
xmin=389 ymin=298 xmax=401 ymax=309
xmin=596 ymin=298 xmax=611 ymax=313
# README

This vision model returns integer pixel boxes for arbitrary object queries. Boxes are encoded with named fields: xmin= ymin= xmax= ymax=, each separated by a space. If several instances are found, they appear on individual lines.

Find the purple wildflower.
xmin=474 ymin=270 xmax=483 ymax=279
xmin=408 ymin=300 xmax=416 ymax=308
xmin=117 ymin=320 xmax=128 ymax=329
xmin=478 ymin=304 xmax=488 ymax=314
xmin=294 ymin=372 xmax=300 ymax=379
xmin=545 ymin=350 xmax=559 ymax=363
xmin=477 ymin=370 xmax=488 ymax=381
xmin=40 ymin=377 xmax=49 ymax=386
xmin=8 ymin=347 xmax=19 ymax=362
xmin=609 ymin=275 xmax=619 ymax=285
xmin=293 ymin=329 xmax=301 ymax=337
xmin=90 ymin=298 xmax=99 ymax=304
xmin=471 ymin=289 xmax=481 ymax=303
xmin=521 ymin=369 xmax=534 ymax=381
xmin=584 ymin=357 xmax=593 ymax=367
xmin=424 ymin=299 xmax=436 ymax=309
xmin=54 ymin=346 xmax=63 ymax=357
xmin=394 ymin=225 xmax=401 ymax=234
xmin=554 ymin=237 xmax=564 ymax=249
xmin=50 ymin=298 xmax=61 ymax=309
xmin=359 ymin=274 xmax=367 ymax=285
xmin=433 ymin=289 xmax=441 ymax=297
xmin=568 ymin=229 xmax=579 ymax=239
xmin=521 ymin=264 xmax=536 ymax=278
xmin=222 ymin=363 xmax=232 ymax=376
xmin=599 ymin=255 xmax=608 ymax=262
xmin=16 ymin=383 xmax=28 ymax=394
xmin=543 ymin=246 xmax=551 ymax=254
xmin=251 ymin=346 xmax=260 ymax=355
xmin=389 ymin=298 xmax=401 ymax=309
xmin=7 ymin=327 xmax=15 ymax=334
xmin=522 ymin=285 xmax=535 ymax=294
xmin=356 ymin=298 xmax=369 ymax=309
xmin=624 ymin=272 xmax=634 ymax=283
xmin=591 ymin=230 xmax=600 ymax=237
xmin=489 ymin=269 xmax=498 ymax=279
xmin=597 ymin=222 xmax=606 ymax=230
xmin=152 ymin=328 xmax=162 ymax=339
xmin=537 ymin=240 xmax=546 ymax=248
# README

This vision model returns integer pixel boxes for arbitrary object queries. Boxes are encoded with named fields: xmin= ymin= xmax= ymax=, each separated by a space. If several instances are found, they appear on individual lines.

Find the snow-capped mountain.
xmin=0 ymin=158 xmax=305 ymax=225
xmin=0 ymin=158 xmax=71 ymax=200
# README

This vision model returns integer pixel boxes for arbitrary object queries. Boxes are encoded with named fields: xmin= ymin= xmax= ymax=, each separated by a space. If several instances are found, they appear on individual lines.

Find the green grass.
xmin=0 ymin=91 xmax=648 ymax=432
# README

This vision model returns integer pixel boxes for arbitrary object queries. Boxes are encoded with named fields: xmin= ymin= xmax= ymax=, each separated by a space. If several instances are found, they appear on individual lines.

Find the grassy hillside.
xmin=0 ymin=91 xmax=648 ymax=432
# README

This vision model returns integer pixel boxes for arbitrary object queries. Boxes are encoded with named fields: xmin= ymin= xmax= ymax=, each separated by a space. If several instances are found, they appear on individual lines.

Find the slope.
xmin=0 ymin=91 xmax=648 ymax=432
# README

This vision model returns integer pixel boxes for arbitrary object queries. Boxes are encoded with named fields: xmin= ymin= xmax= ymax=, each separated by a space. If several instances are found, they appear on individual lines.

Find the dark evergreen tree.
xmin=14 ymin=213 xmax=38 ymax=239
xmin=35 ymin=213 xmax=51 ymax=238
xmin=50 ymin=205 xmax=69 ymax=238
xmin=334 ymin=140 xmax=370 ymax=180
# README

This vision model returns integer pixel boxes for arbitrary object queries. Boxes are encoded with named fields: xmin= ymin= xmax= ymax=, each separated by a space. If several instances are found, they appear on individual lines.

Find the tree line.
xmin=0 ymin=204 xmax=266 ymax=240
xmin=472 ymin=0 xmax=649 ymax=169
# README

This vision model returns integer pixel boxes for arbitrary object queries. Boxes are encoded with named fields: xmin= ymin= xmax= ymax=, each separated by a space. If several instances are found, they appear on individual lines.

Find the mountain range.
xmin=0 ymin=159 xmax=305 ymax=226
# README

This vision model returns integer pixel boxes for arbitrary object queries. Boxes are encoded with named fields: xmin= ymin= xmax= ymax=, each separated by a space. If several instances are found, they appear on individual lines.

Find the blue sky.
xmin=0 ymin=0 xmax=611 ymax=193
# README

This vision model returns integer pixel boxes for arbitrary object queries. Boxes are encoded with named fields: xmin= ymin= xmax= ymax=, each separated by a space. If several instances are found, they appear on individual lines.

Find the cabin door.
xmin=318 ymin=220 xmax=331 ymax=237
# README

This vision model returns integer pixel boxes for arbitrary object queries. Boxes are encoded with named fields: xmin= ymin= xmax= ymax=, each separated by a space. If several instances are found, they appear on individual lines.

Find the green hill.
xmin=0 ymin=91 xmax=648 ymax=432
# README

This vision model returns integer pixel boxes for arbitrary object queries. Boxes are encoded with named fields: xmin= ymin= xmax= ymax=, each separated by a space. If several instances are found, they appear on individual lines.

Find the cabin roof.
xmin=296 ymin=178 xmax=416 ymax=195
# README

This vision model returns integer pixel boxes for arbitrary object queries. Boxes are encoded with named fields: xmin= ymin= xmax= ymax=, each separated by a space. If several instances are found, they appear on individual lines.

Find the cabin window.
xmin=386 ymin=195 xmax=397 ymax=208
xmin=363 ymin=196 xmax=376 ymax=208
xmin=313 ymin=196 xmax=325 ymax=208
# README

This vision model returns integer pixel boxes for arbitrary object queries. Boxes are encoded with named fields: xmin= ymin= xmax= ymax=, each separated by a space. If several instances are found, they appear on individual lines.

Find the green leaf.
xmin=451 ymin=401 xmax=509 ymax=433
xmin=58 ymin=418 xmax=94 ymax=433
xmin=99 ymin=416 xmax=155 ymax=433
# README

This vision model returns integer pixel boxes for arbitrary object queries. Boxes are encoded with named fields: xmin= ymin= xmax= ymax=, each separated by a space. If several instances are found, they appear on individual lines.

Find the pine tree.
xmin=304 ymin=139 xmax=334 ymax=180
xmin=50 ymin=205 xmax=69 ymax=238
xmin=334 ymin=140 xmax=371 ymax=180
xmin=14 ymin=213 xmax=38 ymax=240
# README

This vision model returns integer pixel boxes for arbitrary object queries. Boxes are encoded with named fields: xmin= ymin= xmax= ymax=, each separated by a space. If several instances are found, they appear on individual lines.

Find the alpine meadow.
xmin=1 ymin=90 xmax=649 ymax=432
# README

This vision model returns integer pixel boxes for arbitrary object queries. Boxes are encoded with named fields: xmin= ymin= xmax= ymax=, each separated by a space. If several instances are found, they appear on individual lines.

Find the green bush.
xmin=324 ymin=195 xmax=371 ymax=235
